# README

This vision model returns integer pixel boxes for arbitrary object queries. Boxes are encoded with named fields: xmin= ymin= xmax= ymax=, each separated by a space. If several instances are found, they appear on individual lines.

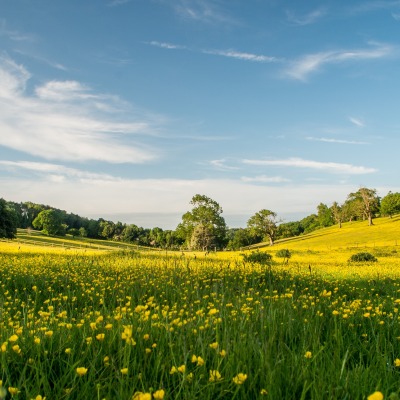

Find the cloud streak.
xmin=242 ymin=158 xmax=377 ymax=174
xmin=172 ymin=0 xmax=237 ymax=25
xmin=285 ymin=42 xmax=393 ymax=81
xmin=148 ymin=40 xmax=278 ymax=64
xmin=204 ymin=49 xmax=279 ymax=63
xmin=306 ymin=137 xmax=369 ymax=145
xmin=0 ymin=55 xmax=158 ymax=164
xmin=286 ymin=7 xmax=327 ymax=26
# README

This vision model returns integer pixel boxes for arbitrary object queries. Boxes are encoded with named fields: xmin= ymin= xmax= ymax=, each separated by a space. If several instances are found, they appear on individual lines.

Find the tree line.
xmin=0 ymin=188 xmax=399 ymax=250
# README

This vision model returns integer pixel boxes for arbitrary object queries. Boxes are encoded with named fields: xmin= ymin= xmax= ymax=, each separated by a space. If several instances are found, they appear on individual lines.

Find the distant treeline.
xmin=0 ymin=188 xmax=399 ymax=250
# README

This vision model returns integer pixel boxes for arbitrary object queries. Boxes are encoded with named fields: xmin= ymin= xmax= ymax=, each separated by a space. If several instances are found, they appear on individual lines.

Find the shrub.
xmin=275 ymin=249 xmax=292 ymax=259
xmin=348 ymin=252 xmax=378 ymax=263
xmin=242 ymin=251 xmax=272 ymax=265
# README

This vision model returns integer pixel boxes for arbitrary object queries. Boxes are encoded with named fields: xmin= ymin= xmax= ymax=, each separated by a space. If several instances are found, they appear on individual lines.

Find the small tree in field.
xmin=347 ymin=187 xmax=379 ymax=226
xmin=247 ymin=209 xmax=279 ymax=246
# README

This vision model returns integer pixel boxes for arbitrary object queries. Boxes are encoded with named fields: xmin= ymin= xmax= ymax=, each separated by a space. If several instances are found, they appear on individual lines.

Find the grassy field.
xmin=0 ymin=218 xmax=400 ymax=399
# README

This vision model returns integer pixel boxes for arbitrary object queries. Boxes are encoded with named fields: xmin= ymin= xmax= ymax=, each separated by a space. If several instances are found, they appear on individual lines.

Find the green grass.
xmin=0 ymin=218 xmax=399 ymax=398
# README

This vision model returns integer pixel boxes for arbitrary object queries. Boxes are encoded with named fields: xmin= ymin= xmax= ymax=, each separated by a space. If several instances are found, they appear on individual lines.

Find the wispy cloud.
xmin=285 ymin=42 xmax=393 ymax=81
xmin=209 ymin=159 xmax=239 ymax=171
xmin=107 ymin=0 xmax=132 ymax=7
xmin=241 ymin=175 xmax=291 ymax=183
xmin=204 ymin=49 xmax=279 ymax=63
xmin=148 ymin=41 xmax=187 ymax=50
xmin=0 ymin=161 xmax=118 ymax=182
xmin=172 ymin=0 xmax=237 ymax=25
xmin=306 ymin=137 xmax=369 ymax=145
xmin=148 ymin=41 xmax=279 ymax=64
xmin=286 ymin=7 xmax=327 ymax=26
xmin=14 ymin=49 xmax=68 ymax=71
xmin=0 ymin=19 xmax=35 ymax=42
xmin=0 ymin=55 xmax=158 ymax=164
xmin=349 ymin=117 xmax=365 ymax=127
xmin=242 ymin=158 xmax=377 ymax=174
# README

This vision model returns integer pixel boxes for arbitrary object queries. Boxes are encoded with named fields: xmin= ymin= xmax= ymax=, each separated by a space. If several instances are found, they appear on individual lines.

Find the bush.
xmin=242 ymin=251 xmax=272 ymax=265
xmin=348 ymin=252 xmax=378 ymax=263
xmin=275 ymin=249 xmax=292 ymax=259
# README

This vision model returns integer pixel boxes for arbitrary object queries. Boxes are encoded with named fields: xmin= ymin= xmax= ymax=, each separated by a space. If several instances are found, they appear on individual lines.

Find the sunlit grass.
xmin=1 ymin=219 xmax=400 ymax=399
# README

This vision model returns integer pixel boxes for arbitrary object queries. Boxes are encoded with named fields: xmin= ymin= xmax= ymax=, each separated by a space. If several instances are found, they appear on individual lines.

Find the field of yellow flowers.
xmin=1 ymin=238 xmax=400 ymax=399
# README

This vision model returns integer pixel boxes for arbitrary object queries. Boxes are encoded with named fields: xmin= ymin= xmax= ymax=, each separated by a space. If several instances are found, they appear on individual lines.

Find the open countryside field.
xmin=1 ymin=218 xmax=400 ymax=399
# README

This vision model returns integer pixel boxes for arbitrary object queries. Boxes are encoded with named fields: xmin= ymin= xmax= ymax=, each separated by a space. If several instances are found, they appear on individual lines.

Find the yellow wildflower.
xmin=132 ymin=392 xmax=152 ymax=400
xmin=395 ymin=358 xmax=400 ymax=367
xmin=8 ymin=335 xmax=18 ymax=342
xmin=177 ymin=365 xmax=186 ymax=373
xmin=209 ymin=370 xmax=222 ymax=382
xmin=304 ymin=351 xmax=312 ymax=359
xmin=153 ymin=389 xmax=165 ymax=399
xmin=232 ymin=373 xmax=247 ymax=385
xmin=96 ymin=333 xmax=105 ymax=341
xmin=120 ymin=368 xmax=129 ymax=375
xmin=8 ymin=387 xmax=20 ymax=395
xmin=76 ymin=367 xmax=88 ymax=376
xmin=367 ymin=391 xmax=384 ymax=400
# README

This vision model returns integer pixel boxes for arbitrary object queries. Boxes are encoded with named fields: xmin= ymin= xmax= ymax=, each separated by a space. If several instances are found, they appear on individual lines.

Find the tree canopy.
xmin=176 ymin=194 xmax=227 ymax=250
xmin=247 ymin=209 xmax=279 ymax=246
xmin=0 ymin=198 xmax=18 ymax=239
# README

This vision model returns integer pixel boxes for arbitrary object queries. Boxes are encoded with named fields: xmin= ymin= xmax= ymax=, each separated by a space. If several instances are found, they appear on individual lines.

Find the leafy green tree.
xmin=226 ymin=228 xmax=259 ymax=250
xmin=300 ymin=214 xmax=320 ymax=234
xmin=347 ymin=187 xmax=379 ymax=226
xmin=32 ymin=209 xmax=64 ymax=236
xmin=380 ymin=192 xmax=400 ymax=218
xmin=176 ymin=194 xmax=227 ymax=250
xmin=331 ymin=201 xmax=344 ymax=228
xmin=276 ymin=221 xmax=304 ymax=239
xmin=247 ymin=209 xmax=279 ymax=246
xmin=79 ymin=227 xmax=87 ymax=237
xmin=190 ymin=223 xmax=215 ymax=251
xmin=0 ymin=199 xmax=18 ymax=239
xmin=317 ymin=203 xmax=333 ymax=227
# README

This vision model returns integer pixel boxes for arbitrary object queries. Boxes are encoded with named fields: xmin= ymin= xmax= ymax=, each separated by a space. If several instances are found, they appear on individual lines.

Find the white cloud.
xmin=209 ymin=159 xmax=240 ymax=171
xmin=286 ymin=7 xmax=327 ymax=26
xmin=306 ymin=136 xmax=369 ymax=145
xmin=241 ymin=175 xmax=291 ymax=183
xmin=242 ymin=158 xmax=377 ymax=174
xmin=173 ymin=0 xmax=237 ymax=25
xmin=148 ymin=41 xmax=279 ymax=63
xmin=285 ymin=42 xmax=393 ymax=81
xmin=0 ymin=19 xmax=35 ymax=42
xmin=0 ymin=56 xmax=158 ymax=163
xmin=0 ymin=174 xmax=361 ymax=228
xmin=148 ymin=41 xmax=187 ymax=50
xmin=349 ymin=117 xmax=365 ymax=127
xmin=0 ymin=160 xmax=118 ymax=181
xmin=204 ymin=49 xmax=278 ymax=63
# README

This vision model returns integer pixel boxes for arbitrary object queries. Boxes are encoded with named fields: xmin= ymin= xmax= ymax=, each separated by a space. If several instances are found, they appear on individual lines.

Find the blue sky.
xmin=1 ymin=0 xmax=400 ymax=229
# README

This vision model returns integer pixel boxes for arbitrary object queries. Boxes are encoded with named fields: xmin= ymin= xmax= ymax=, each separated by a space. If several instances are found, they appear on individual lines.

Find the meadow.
xmin=1 ymin=218 xmax=400 ymax=399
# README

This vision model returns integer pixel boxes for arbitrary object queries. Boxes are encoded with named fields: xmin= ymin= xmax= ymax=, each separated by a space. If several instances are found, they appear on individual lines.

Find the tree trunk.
xmin=368 ymin=214 xmax=374 ymax=226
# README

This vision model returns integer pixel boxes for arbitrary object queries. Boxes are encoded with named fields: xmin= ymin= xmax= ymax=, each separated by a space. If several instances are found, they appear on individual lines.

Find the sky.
xmin=1 ymin=0 xmax=400 ymax=229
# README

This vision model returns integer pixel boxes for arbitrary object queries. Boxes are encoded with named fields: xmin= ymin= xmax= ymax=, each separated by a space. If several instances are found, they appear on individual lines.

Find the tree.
xmin=226 ymin=228 xmax=259 ymax=250
xmin=276 ymin=221 xmax=304 ymax=239
xmin=177 ymin=194 xmax=227 ymax=250
xmin=380 ymin=192 xmax=400 ymax=218
xmin=347 ymin=187 xmax=379 ymax=226
xmin=247 ymin=209 xmax=279 ymax=246
xmin=32 ymin=209 xmax=64 ymax=236
xmin=0 ymin=199 xmax=18 ymax=239
xmin=331 ymin=201 xmax=344 ymax=228
xmin=317 ymin=203 xmax=333 ymax=228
